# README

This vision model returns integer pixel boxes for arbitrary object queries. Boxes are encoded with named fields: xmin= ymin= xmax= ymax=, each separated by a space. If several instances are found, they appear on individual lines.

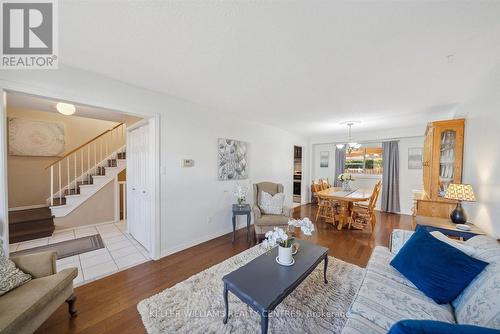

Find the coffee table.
xmin=222 ymin=239 xmax=329 ymax=334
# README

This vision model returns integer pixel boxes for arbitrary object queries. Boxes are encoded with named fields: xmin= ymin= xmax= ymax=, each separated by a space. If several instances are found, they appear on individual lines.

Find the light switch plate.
xmin=182 ymin=159 xmax=194 ymax=167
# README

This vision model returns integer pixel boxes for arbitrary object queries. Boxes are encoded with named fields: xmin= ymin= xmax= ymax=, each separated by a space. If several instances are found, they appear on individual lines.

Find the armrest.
xmin=10 ymin=251 xmax=57 ymax=279
xmin=390 ymin=229 xmax=415 ymax=254
xmin=252 ymin=205 xmax=262 ymax=219
xmin=282 ymin=206 xmax=292 ymax=217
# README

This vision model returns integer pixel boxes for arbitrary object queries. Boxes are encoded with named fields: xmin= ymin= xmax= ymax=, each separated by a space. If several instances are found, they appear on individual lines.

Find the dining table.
xmin=316 ymin=187 xmax=372 ymax=230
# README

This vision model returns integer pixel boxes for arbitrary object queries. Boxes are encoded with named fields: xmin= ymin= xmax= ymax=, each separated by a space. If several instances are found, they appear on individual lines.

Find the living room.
xmin=0 ymin=1 xmax=499 ymax=334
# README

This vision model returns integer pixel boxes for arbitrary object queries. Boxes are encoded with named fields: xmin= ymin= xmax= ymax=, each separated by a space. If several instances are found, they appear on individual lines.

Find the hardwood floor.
xmin=37 ymin=204 xmax=413 ymax=334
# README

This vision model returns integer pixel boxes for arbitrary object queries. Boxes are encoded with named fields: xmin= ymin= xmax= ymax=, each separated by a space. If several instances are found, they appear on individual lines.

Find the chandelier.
xmin=336 ymin=122 xmax=361 ymax=154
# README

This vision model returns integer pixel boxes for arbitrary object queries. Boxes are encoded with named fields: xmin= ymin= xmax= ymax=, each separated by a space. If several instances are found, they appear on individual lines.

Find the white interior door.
xmin=127 ymin=121 xmax=153 ymax=252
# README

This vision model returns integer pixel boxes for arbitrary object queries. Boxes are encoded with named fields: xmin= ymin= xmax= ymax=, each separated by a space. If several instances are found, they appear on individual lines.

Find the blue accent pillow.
xmin=388 ymin=320 xmax=500 ymax=334
xmin=390 ymin=228 xmax=488 ymax=304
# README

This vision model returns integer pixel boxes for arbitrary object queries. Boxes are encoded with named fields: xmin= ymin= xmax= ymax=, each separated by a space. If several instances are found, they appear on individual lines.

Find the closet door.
xmin=127 ymin=122 xmax=152 ymax=251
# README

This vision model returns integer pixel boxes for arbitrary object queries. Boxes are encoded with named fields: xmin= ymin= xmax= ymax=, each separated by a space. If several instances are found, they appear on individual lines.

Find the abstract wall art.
xmin=319 ymin=151 xmax=329 ymax=168
xmin=408 ymin=147 xmax=423 ymax=169
xmin=8 ymin=118 xmax=65 ymax=156
xmin=217 ymin=138 xmax=247 ymax=180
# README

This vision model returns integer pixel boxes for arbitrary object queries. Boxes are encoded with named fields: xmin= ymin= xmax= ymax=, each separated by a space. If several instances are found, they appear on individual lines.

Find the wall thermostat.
xmin=182 ymin=159 xmax=194 ymax=167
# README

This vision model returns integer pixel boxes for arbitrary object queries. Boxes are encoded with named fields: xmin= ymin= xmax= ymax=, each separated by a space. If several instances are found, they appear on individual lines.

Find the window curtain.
xmin=381 ymin=141 xmax=401 ymax=213
xmin=333 ymin=147 xmax=346 ymax=187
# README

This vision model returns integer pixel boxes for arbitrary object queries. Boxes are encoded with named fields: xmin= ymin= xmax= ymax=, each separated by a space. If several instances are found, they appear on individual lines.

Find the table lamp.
xmin=444 ymin=183 xmax=476 ymax=224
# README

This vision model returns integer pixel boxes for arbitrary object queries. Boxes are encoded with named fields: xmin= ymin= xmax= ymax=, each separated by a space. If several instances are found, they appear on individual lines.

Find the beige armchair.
xmin=253 ymin=182 xmax=292 ymax=241
xmin=0 ymin=251 xmax=78 ymax=334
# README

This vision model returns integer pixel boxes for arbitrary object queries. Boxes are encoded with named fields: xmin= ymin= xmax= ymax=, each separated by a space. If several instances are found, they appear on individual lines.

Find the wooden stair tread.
xmin=9 ymin=208 xmax=55 ymax=243
xmin=9 ymin=222 xmax=54 ymax=235
xmin=9 ymin=207 xmax=52 ymax=224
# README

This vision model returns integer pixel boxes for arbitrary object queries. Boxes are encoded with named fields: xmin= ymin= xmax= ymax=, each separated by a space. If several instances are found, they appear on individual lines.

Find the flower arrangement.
xmin=337 ymin=173 xmax=355 ymax=182
xmin=233 ymin=183 xmax=248 ymax=206
xmin=262 ymin=218 xmax=315 ymax=249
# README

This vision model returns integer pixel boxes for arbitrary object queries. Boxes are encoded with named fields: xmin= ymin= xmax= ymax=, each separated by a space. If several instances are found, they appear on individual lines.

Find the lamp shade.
xmin=444 ymin=183 xmax=476 ymax=202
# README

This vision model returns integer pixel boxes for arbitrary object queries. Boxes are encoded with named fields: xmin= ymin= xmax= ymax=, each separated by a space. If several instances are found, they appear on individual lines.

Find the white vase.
xmin=342 ymin=181 xmax=351 ymax=192
xmin=278 ymin=245 xmax=293 ymax=265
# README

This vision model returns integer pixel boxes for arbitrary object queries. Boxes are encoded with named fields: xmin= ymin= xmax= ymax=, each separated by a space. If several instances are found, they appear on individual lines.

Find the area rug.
xmin=137 ymin=244 xmax=365 ymax=334
xmin=11 ymin=234 xmax=104 ymax=259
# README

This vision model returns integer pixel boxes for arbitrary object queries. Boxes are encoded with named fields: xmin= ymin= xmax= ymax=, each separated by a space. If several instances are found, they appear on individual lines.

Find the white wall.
xmin=164 ymin=109 xmax=306 ymax=255
xmin=457 ymin=62 xmax=500 ymax=238
xmin=311 ymin=133 xmax=424 ymax=215
xmin=0 ymin=66 xmax=308 ymax=256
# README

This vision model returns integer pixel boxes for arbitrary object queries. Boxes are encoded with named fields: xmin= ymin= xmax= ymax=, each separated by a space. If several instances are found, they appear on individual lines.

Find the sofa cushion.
xmin=254 ymin=213 xmax=290 ymax=226
xmin=453 ymin=235 xmax=500 ymax=329
xmin=348 ymin=266 xmax=456 ymax=331
xmin=388 ymin=320 xmax=500 ymax=334
xmin=259 ymin=191 xmax=285 ymax=215
xmin=367 ymin=246 xmax=416 ymax=289
xmin=465 ymin=235 xmax=500 ymax=263
xmin=390 ymin=228 xmax=488 ymax=304
xmin=0 ymin=243 xmax=31 ymax=296
xmin=0 ymin=268 xmax=77 ymax=333
xmin=390 ymin=229 xmax=415 ymax=254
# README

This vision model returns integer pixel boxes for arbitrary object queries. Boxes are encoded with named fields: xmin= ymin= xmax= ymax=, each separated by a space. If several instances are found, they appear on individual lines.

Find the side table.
xmin=414 ymin=215 xmax=486 ymax=241
xmin=232 ymin=204 xmax=251 ymax=243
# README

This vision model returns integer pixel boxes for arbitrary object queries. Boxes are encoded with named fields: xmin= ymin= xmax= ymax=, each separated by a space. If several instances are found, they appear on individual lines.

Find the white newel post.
xmin=50 ymin=166 xmax=54 ymax=206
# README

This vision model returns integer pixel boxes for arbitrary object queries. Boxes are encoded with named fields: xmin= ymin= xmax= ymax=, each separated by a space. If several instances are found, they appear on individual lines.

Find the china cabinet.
xmin=416 ymin=119 xmax=465 ymax=218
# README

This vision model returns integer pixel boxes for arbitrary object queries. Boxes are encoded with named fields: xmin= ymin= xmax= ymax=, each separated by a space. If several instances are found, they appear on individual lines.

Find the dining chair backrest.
xmin=320 ymin=178 xmax=330 ymax=189
xmin=368 ymin=181 xmax=382 ymax=212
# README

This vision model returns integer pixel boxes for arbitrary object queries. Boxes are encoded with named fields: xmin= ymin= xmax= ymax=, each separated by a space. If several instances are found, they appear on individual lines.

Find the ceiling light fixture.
xmin=336 ymin=122 xmax=361 ymax=154
xmin=56 ymin=102 xmax=76 ymax=115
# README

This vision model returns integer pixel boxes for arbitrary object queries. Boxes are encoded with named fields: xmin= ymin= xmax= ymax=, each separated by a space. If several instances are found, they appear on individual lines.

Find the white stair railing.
xmin=47 ymin=123 xmax=126 ymax=206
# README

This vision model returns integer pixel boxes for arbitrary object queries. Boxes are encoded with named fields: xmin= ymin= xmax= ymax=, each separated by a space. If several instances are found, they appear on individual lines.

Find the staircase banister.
xmin=46 ymin=123 xmax=124 ymax=169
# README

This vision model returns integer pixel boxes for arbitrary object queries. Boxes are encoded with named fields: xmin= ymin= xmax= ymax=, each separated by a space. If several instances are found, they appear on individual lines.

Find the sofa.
xmin=252 ymin=182 xmax=292 ymax=240
xmin=0 ymin=251 xmax=78 ymax=334
xmin=342 ymin=229 xmax=500 ymax=333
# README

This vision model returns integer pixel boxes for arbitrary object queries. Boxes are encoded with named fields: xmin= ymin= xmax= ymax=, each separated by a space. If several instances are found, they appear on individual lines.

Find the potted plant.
xmin=338 ymin=173 xmax=355 ymax=191
xmin=233 ymin=183 xmax=248 ymax=207
xmin=263 ymin=218 xmax=315 ymax=265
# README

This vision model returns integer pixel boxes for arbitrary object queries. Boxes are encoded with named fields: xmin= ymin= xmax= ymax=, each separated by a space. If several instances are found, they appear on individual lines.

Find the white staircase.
xmin=47 ymin=124 xmax=127 ymax=218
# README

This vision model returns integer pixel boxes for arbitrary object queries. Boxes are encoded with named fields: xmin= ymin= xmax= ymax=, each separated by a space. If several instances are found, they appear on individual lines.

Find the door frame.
xmin=0 ymin=86 xmax=162 ymax=260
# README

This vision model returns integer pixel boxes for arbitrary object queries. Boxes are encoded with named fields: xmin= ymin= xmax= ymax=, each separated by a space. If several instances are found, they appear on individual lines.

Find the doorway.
xmin=293 ymin=145 xmax=303 ymax=207
xmin=0 ymin=90 xmax=160 ymax=285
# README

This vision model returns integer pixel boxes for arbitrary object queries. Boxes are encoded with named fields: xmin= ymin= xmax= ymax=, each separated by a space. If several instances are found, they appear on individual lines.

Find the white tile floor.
xmin=9 ymin=220 xmax=150 ymax=287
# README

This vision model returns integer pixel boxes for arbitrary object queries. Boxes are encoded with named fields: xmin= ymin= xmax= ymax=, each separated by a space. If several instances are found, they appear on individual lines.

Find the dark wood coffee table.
xmin=222 ymin=239 xmax=329 ymax=334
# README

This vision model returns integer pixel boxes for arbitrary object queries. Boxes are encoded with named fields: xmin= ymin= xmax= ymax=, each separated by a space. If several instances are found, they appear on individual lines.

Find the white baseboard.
xmin=160 ymin=222 xmax=251 ymax=258
xmin=8 ymin=204 xmax=47 ymax=212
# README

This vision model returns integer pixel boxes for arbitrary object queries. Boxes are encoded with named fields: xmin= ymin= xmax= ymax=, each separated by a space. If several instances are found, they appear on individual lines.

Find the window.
xmin=345 ymin=145 xmax=383 ymax=175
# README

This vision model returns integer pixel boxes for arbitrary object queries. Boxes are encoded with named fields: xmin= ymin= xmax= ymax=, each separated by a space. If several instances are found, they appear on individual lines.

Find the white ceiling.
xmin=7 ymin=91 xmax=141 ymax=124
xmin=59 ymin=1 xmax=500 ymax=136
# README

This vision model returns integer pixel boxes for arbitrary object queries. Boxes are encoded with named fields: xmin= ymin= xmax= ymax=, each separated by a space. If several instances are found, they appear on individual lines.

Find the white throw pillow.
xmin=259 ymin=191 xmax=285 ymax=215
xmin=430 ymin=231 xmax=476 ymax=256
xmin=452 ymin=235 xmax=500 ymax=329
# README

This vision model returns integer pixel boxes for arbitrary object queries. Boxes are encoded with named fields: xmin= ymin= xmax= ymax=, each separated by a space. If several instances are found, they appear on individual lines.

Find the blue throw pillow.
xmin=388 ymin=320 xmax=500 ymax=334
xmin=390 ymin=228 xmax=488 ymax=304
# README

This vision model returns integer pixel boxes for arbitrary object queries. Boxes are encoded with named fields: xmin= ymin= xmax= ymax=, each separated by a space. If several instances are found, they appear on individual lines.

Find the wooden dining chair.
xmin=315 ymin=183 xmax=339 ymax=225
xmin=349 ymin=181 xmax=382 ymax=232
